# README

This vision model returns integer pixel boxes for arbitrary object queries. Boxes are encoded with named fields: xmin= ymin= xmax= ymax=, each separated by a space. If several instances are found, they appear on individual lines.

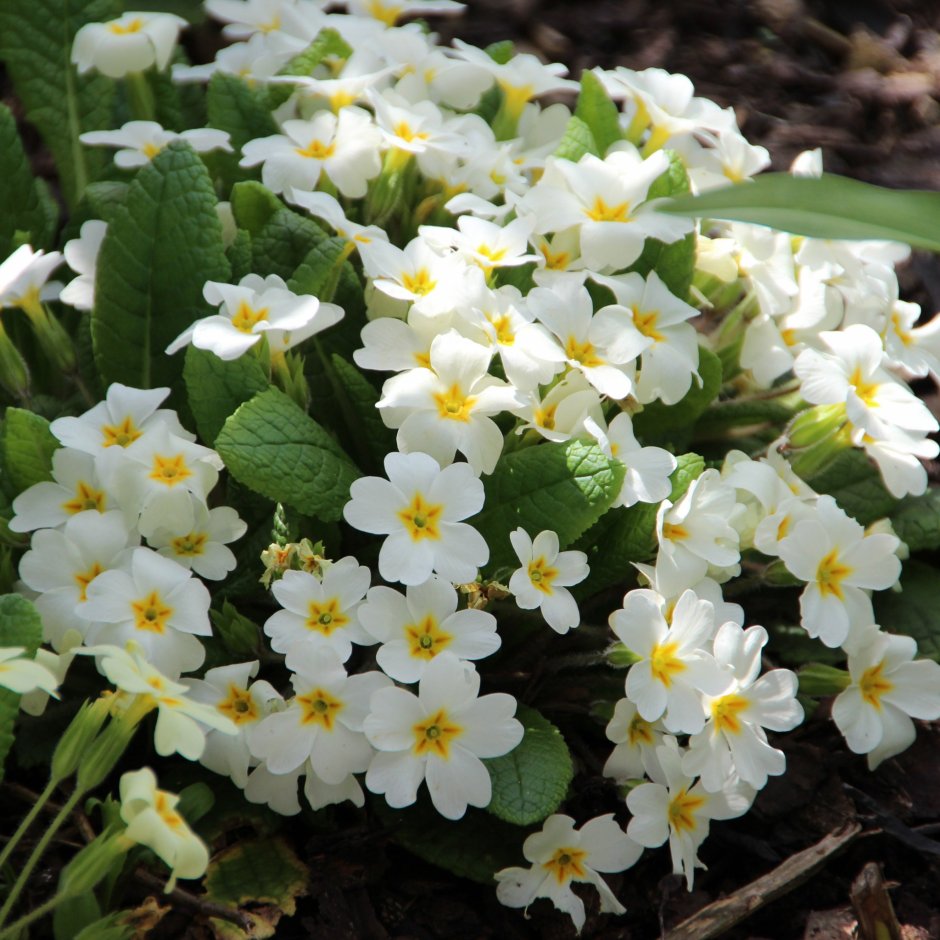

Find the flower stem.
xmin=125 ymin=71 xmax=156 ymax=123
xmin=0 ymin=893 xmax=63 ymax=939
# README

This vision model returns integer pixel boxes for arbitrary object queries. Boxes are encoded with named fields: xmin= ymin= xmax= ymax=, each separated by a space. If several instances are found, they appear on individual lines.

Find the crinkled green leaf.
xmin=574 ymin=69 xmax=623 ymax=156
xmin=553 ymin=114 xmax=599 ymax=162
xmin=252 ymin=207 xmax=325 ymax=280
xmin=890 ymin=489 xmax=940 ymax=553
xmin=873 ymin=560 xmax=940 ymax=662
xmin=0 ymin=594 xmax=44 ymax=782
xmin=1 ymin=408 xmax=59 ymax=495
xmin=576 ymin=453 xmax=704 ymax=595
xmin=808 ymin=447 xmax=898 ymax=526
xmin=696 ymin=397 xmax=798 ymax=439
xmin=183 ymin=346 xmax=270 ymax=447
xmin=204 ymin=837 xmax=308 ymax=940
xmin=207 ymin=72 xmax=279 ymax=156
xmin=0 ymin=103 xmax=57 ymax=255
xmin=484 ymin=706 xmax=573 ymax=825
xmin=633 ymin=346 xmax=722 ymax=440
xmin=0 ymin=0 xmax=120 ymax=207
xmin=373 ymin=797 xmax=524 ymax=885
xmin=266 ymin=28 xmax=353 ymax=109
xmin=661 ymin=173 xmax=940 ymax=253
xmin=215 ymin=387 xmax=359 ymax=522
xmin=288 ymin=236 xmax=348 ymax=298
xmin=63 ymin=181 xmax=128 ymax=242
xmin=627 ymin=151 xmax=696 ymax=299
xmin=474 ymin=440 xmax=625 ymax=571
xmin=329 ymin=355 xmax=396 ymax=470
xmin=226 ymin=228 xmax=253 ymax=281
xmin=231 ymin=180 xmax=283 ymax=237
xmin=92 ymin=141 xmax=230 ymax=392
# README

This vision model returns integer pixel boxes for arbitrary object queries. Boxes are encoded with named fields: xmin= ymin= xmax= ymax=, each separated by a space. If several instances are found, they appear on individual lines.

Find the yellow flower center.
xmin=534 ymin=403 xmax=557 ymax=431
xmin=149 ymin=454 xmax=193 ymax=487
xmin=109 ymin=17 xmax=143 ymax=34
xmin=74 ymin=562 xmax=104 ymax=603
xmin=62 ymin=480 xmax=107 ymax=515
xmin=890 ymin=311 xmax=913 ymax=347
xmin=367 ymin=0 xmax=403 ymax=26
xmin=217 ymin=684 xmax=259 ymax=725
xmin=405 ymin=615 xmax=453 ymax=660
xmin=858 ymin=662 xmax=893 ymax=710
xmin=297 ymin=687 xmax=344 ymax=729
xmin=141 ymin=142 xmax=163 ymax=159
xmin=711 ymin=693 xmax=749 ymax=735
xmin=661 ymin=522 xmax=688 ymax=542
xmin=542 ymin=846 xmax=588 ymax=885
xmin=295 ymin=138 xmax=336 ymax=160
xmin=433 ymin=383 xmax=476 ymax=422
xmin=668 ymin=788 xmax=706 ymax=835
xmin=628 ymin=712 xmax=655 ymax=747
xmin=848 ymin=366 xmax=880 ymax=408
xmin=392 ymin=121 xmax=429 ymax=144
xmin=131 ymin=591 xmax=174 ymax=634
xmin=649 ymin=640 xmax=686 ymax=688
xmin=565 ymin=336 xmax=604 ymax=369
xmin=154 ymin=791 xmax=185 ymax=829
xmin=498 ymin=81 xmax=534 ymax=120
xmin=816 ymin=549 xmax=853 ymax=600
xmin=231 ymin=300 xmax=269 ymax=333
xmin=475 ymin=243 xmax=508 ymax=268
xmin=585 ymin=196 xmax=631 ymax=223
xmin=414 ymin=350 xmax=431 ymax=368
xmin=632 ymin=306 xmax=665 ymax=343
xmin=170 ymin=532 xmax=207 ymax=557
xmin=305 ymin=598 xmax=349 ymax=635
xmin=539 ymin=244 xmax=570 ymax=271
xmin=401 ymin=267 xmax=436 ymax=296
xmin=101 ymin=416 xmax=142 ymax=448
xmin=488 ymin=314 xmax=515 ymax=346
xmin=412 ymin=708 xmax=462 ymax=759
xmin=527 ymin=556 xmax=559 ymax=595
xmin=397 ymin=493 xmax=444 ymax=542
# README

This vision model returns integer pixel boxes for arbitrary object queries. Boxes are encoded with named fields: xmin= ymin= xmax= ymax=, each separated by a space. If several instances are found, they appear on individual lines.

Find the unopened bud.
xmin=51 ymin=696 xmax=111 ymax=782
xmin=606 ymin=642 xmax=642 ymax=668
xmin=59 ymin=827 xmax=129 ymax=897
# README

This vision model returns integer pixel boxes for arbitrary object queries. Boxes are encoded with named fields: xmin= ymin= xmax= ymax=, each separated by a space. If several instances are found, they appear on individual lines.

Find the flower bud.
xmin=58 ymin=827 xmax=129 ymax=897
xmin=786 ymin=403 xmax=847 ymax=449
xmin=606 ymin=641 xmax=642 ymax=668
xmin=51 ymin=696 xmax=111 ymax=782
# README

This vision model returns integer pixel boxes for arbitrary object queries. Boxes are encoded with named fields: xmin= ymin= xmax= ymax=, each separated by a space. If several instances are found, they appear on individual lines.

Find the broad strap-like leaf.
xmin=92 ymin=141 xmax=230 ymax=392
xmin=661 ymin=173 xmax=940 ymax=252
xmin=574 ymin=69 xmax=624 ymax=157
xmin=0 ymin=408 xmax=59 ymax=496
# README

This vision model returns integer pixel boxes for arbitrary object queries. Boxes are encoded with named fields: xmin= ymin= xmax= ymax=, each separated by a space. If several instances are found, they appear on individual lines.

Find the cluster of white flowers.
xmin=2 ymin=0 xmax=938 ymax=930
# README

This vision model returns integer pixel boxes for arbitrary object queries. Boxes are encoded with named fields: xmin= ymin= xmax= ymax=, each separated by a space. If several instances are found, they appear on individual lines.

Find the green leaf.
xmin=0 ymin=0 xmax=120 ymax=207
xmin=252 ymin=207 xmax=325 ymax=280
xmin=207 ymin=72 xmax=279 ymax=156
xmin=473 ymin=440 xmax=625 ymax=571
xmin=484 ymin=706 xmax=573 ymax=825
xmin=266 ymin=28 xmax=353 ymax=109
xmin=0 ymin=103 xmax=57 ymax=255
xmin=696 ymin=397 xmax=798 ymax=439
xmin=873 ymin=560 xmax=940 ymax=662
xmin=1 ymin=408 xmax=59 ymax=494
xmin=203 ymin=837 xmax=308 ymax=940
xmin=209 ymin=601 xmax=262 ymax=658
xmin=92 ymin=141 xmax=230 ymax=392
xmin=632 ymin=346 xmax=723 ymax=439
xmin=63 ymin=181 xmax=129 ymax=242
xmin=0 ymin=595 xmax=44 ymax=783
xmin=373 ymin=797 xmax=524 ymax=885
xmin=890 ymin=489 xmax=940 ymax=553
xmin=485 ymin=40 xmax=515 ymax=65
xmin=807 ymin=447 xmax=898 ymax=526
xmin=287 ymin=236 xmax=349 ymax=297
xmin=215 ymin=387 xmax=360 ymax=522
xmin=230 ymin=180 xmax=283 ymax=236
xmin=574 ymin=70 xmax=623 ymax=156
xmin=73 ymin=914 xmax=134 ymax=940
xmin=329 ymin=355 xmax=396 ymax=469
xmin=226 ymin=228 xmax=253 ymax=282
xmin=183 ymin=346 xmax=270 ymax=447
xmin=661 ymin=173 xmax=940 ymax=253
xmin=553 ymin=115 xmax=599 ymax=162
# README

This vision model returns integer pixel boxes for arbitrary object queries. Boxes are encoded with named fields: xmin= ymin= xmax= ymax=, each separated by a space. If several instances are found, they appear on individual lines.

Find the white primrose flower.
xmin=0 ymin=244 xmax=64 ymax=308
xmin=263 ymin=557 xmax=374 ymax=660
xmin=0 ymin=648 xmax=59 ymax=697
xmin=60 ymin=220 xmax=107 ymax=311
xmin=884 ymin=301 xmax=940 ymax=380
xmin=603 ymin=698 xmax=666 ymax=784
xmin=82 ymin=644 xmax=238 ymax=760
xmin=204 ymin=0 xmax=315 ymax=41
xmin=508 ymin=528 xmax=589 ymax=635
xmin=518 ymin=150 xmax=693 ymax=274
xmin=172 ymin=31 xmax=299 ymax=84
xmin=860 ymin=424 xmax=939 ymax=500
xmin=654 ymin=469 xmax=741 ymax=598
xmin=682 ymin=623 xmax=803 ymax=791
xmin=364 ymin=652 xmax=523 ymax=819
xmin=358 ymin=576 xmax=500 ymax=683
xmin=354 ymin=307 xmax=452 ymax=373
xmin=147 ymin=502 xmax=247 ymax=580
xmin=592 ymin=270 xmax=701 ymax=406
xmin=82 ymin=547 xmax=212 ymax=677
xmin=19 ymin=648 xmax=76 ymax=717
xmin=166 ymin=273 xmax=343 ymax=361
xmin=119 ymin=768 xmax=209 ymax=888
xmin=376 ymin=331 xmax=525 ymax=475
xmin=239 ymin=108 xmax=382 ymax=198
xmin=513 ymin=370 xmax=605 ymax=444
xmin=243 ymin=756 xmax=368 ymax=815
xmin=80 ymin=122 xmax=232 ymax=168
xmin=71 ymin=12 xmax=188 ymax=78
xmin=247 ymin=645 xmax=390 ymax=783
xmin=184 ymin=661 xmax=283 ymax=788
xmin=626 ymin=737 xmax=753 ymax=890
xmin=348 ymin=0 xmax=465 ymax=27
xmin=527 ymin=280 xmax=637 ymax=400
xmin=49 ymin=382 xmax=194 ymax=455
xmin=832 ymin=629 xmax=940 ymax=770
xmin=777 ymin=495 xmax=901 ymax=649
xmin=420 ymin=215 xmax=539 ymax=275
xmin=288 ymin=189 xmax=389 ymax=252
xmin=343 ymin=450 xmax=489 ymax=585
xmin=10 ymin=448 xmax=115 ymax=533
xmin=97 ymin=423 xmax=221 ymax=537
xmin=495 ymin=814 xmax=642 ymax=933
xmin=586 ymin=412 xmax=676 ymax=508
xmin=18 ymin=510 xmax=138 ymax=651
xmin=610 ymin=589 xmax=731 ymax=735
